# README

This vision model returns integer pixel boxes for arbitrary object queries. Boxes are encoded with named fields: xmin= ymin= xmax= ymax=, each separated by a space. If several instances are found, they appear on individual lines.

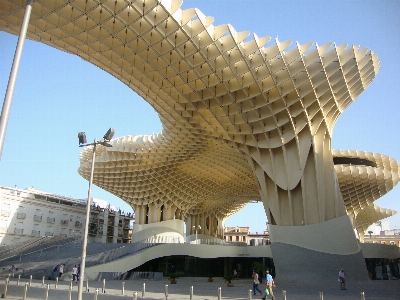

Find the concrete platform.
xmin=1 ymin=276 xmax=399 ymax=300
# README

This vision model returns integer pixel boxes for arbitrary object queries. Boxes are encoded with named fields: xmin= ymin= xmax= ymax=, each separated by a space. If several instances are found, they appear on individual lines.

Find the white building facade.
xmin=0 ymin=186 xmax=134 ymax=245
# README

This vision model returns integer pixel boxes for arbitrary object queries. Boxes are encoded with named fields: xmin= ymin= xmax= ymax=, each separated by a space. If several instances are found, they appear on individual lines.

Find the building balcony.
xmin=45 ymin=232 xmax=53 ymax=236
xmin=47 ymin=217 xmax=55 ymax=224
xmin=31 ymin=230 xmax=40 ymax=236
xmin=60 ymin=233 xmax=67 ymax=237
xmin=75 ymin=221 xmax=82 ymax=227
xmin=14 ymin=228 xmax=24 ymax=234
xmin=33 ymin=215 xmax=42 ymax=222
xmin=107 ymin=231 xmax=114 ymax=236
xmin=61 ymin=219 xmax=69 ymax=225
xmin=89 ymin=218 xmax=98 ymax=224
xmin=122 ymin=235 xmax=130 ymax=239
xmin=88 ymin=229 xmax=98 ymax=235
xmin=17 ymin=212 xmax=26 ymax=219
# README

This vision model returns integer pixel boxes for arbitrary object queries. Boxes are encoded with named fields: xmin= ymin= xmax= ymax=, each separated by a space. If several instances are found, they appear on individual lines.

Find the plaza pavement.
xmin=1 ymin=276 xmax=399 ymax=300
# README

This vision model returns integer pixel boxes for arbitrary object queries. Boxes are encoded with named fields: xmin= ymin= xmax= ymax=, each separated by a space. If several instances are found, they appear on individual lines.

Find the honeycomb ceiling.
xmin=0 ymin=0 xmax=397 ymax=227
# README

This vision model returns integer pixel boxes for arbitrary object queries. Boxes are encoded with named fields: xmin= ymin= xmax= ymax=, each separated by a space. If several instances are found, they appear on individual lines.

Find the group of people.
xmin=58 ymin=263 xmax=81 ymax=283
xmin=71 ymin=264 xmax=81 ymax=283
xmin=253 ymin=269 xmax=275 ymax=300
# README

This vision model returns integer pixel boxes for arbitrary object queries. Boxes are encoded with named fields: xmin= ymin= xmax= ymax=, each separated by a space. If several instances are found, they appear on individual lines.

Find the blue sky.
xmin=1 ymin=0 xmax=399 ymax=233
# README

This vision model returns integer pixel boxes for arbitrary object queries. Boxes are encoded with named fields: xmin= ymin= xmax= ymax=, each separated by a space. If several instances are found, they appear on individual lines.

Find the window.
xmin=60 ymin=228 xmax=67 ymax=237
xmin=14 ymin=222 xmax=24 ymax=234
xmin=46 ymin=226 xmax=53 ymax=236
xmin=75 ymin=216 xmax=82 ymax=227
xmin=32 ymin=224 xmax=40 ymax=236
xmin=70 ymin=215 xmax=73 ymax=222
xmin=17 ymin=206 xmax=26 ymax=219
xmin=1 ymin=203 xmax=10 ymax=217
xmin=34 ymin=209 xmax=42 ymax=221
xmin=47 ymin=211 xmax=55 ymax=223
xmin=0 ymin=220 xmax=7 ymax=233
xmin=61 ymin=214 xmax=68 ymax=225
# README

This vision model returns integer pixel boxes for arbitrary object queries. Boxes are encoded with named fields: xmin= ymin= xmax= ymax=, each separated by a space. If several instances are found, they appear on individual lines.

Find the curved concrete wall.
xmin=269 ymin=215 xmax=369 ymax=284
xmin=361 ymin=243 xmax=400 ymax=259
xmin=86 ymin=244 xmax=272 ymax=280
xmin=130 ymin=219 xmax=185 ymax=243
xmin=269 ymin=215 xmax=361 ymax=255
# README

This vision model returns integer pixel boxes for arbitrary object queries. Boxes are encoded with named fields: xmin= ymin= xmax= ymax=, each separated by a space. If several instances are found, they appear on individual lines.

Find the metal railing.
xmin=17 ymin=212 xmax=26 ymax=219
xmin=75 ymin=221 xmax=82 ymax=227
xmin=86 ymin=236 xmax=182 ymax=269
xmin=33 ymin=215 xmax=42 ymax=221
xmin=14 ymin=228 xmax=24 ymax=234
xmin=31 ymin=230 xmax=40 ymax=236
xmin=0 ymin=237 xmax=76 ymax=262
xmin=61 ymin=219 xmax=69 ymax=225
xmin=47 ymin=217 xmax=55 ymax=224
xmin=45 ymin=232 xmax=53 ymax=236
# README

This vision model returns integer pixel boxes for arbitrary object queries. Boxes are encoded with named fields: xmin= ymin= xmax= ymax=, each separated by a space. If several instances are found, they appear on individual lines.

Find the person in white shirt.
xmin=58 ymin=264 xmax=64 ymax=278
xmin=72 ymin=265 xmax=78 ymax=282
xmin=253 ymin=271 xmax=262 ymax=295
xmin=338 ymin=269 xmax=346 ymax=290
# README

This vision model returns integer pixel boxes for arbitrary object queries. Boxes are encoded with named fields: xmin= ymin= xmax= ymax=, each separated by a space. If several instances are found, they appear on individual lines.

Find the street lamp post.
xmin=192 ymin=225 xmax=201 ymax=244
xmin=77 ymin=128 xmax=114 ymax=300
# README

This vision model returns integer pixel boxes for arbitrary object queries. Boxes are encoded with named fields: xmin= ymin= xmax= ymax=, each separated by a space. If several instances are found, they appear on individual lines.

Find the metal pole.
xmin=282 ymin=290 xmax=287 ymax=300
xmin=142 ymin=283 xmax=145 ymax=297
xmin=122 ymin=281 xmax=125 ymax=295
xmin=361 ymin=292 xmax=365 ymax=300
xmin=133 ymin=291 xmax=138 ymax=300
xmin=248 ymin=289 xmax=252 ymax=300
xmin=2 ymin=278 xmax=9 ymax=298
xmin=44 ymin=284 xmax=50 ymax=300
xmin=190 ymin=286 xmax=193 ymax=300
xmin=319 ymin=291 xmax=323 ymax=300
xmin=94 ymin=288 xmax=99 ymax=300
xmin=55 ymin=277 xmax=58 ymax=289
xmin=17 ymin=274 xmax=21 ymax=285
xmin=29 ymin=275 xmax=32 ymax=286
xmin=77 ymin=141 xmax=96 ymax=300
xmin=86 ymin=279 xmax=89 ymax=292
xmin=22 ymin=282 xmax=28 ymax=300
xmin=42 ymin=276 xmax=45 ymax=287
xmin=68 ymin=284 xmax=72 ymax=300
xmin=218 ymin=287 xmax=221 ymax=300
xmin=102 ymin=278 xmax=105 ymax=293
xmin=165 ymin=284 xmax=168 ymax=297
xmin=0 ymin=0 xmax=33 ymax=159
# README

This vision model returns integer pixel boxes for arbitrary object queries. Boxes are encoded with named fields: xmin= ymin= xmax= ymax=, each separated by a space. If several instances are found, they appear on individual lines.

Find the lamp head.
xmin=103 ymin=128 xmax=115 ymax=141
xmin=78 ymin=132 xmax=87 ymax=145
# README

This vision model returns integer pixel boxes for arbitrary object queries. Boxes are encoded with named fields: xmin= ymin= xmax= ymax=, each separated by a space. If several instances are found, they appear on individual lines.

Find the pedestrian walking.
xmin=338 ymin=269 xmax=346 ymax=290
xmin=253 ymin=270 xmax=262 ymax=296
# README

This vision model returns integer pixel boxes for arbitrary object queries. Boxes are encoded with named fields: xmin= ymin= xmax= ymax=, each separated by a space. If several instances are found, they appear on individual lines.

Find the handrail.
xmin=86 ymin=236 xmax=183 ymax=268
xmin=0 ymin=237 xmax=76 ymax=262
